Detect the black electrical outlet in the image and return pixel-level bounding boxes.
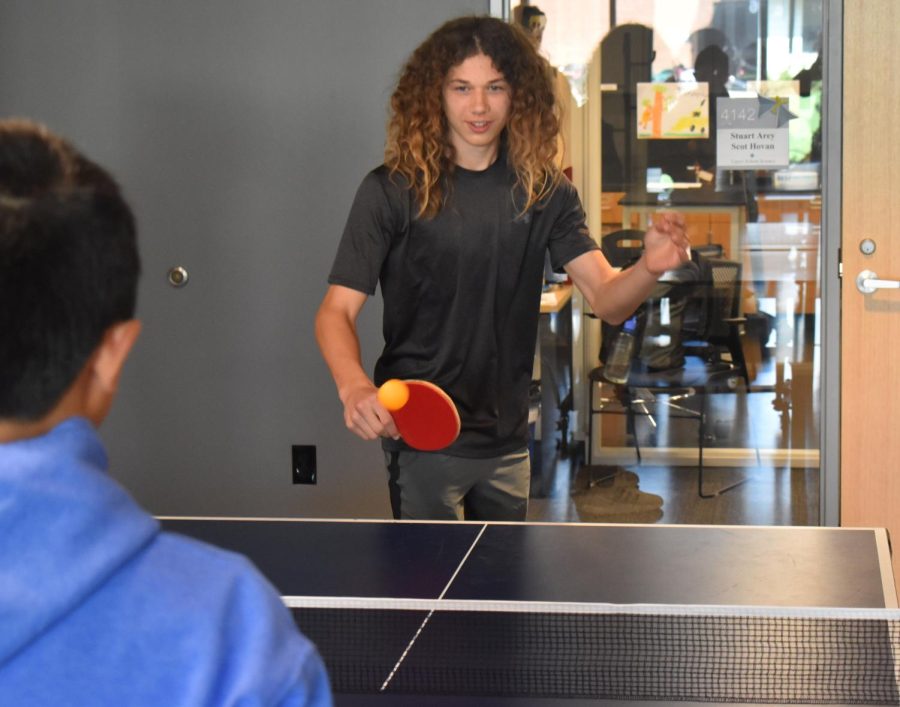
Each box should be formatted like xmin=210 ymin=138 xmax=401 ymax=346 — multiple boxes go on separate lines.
xmin=292 ymin=445 xmax=317 ymax=484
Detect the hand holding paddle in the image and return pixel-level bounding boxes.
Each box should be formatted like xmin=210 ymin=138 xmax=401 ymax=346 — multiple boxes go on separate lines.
xmin=377 ymin=379 xmax=461 ymax=451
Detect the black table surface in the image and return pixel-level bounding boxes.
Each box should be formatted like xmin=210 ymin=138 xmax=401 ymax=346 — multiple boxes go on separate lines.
xmin=159 ymin=518 xmax=896 ymax=609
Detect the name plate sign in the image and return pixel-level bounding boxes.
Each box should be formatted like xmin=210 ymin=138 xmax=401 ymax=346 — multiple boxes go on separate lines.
xmin=717 ymin=97 xmax=794 ymax=169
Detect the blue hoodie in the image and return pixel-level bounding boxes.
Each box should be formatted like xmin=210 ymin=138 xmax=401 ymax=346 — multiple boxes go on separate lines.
xmin=0 ymin=417 xmax=332 ymax=706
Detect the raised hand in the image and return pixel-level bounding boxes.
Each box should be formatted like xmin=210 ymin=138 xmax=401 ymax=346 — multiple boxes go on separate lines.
xmin=642 ymin=211 xmax=691 ymax=276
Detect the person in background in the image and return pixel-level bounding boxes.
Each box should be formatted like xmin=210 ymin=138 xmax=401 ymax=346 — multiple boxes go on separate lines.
xmin=315 ymin=16 xmax=689 ymax=522
xmin=0 ymin=119 xmax=332 ymax=706
xmin=514 ymin=4 xmax=572 ymax=177
xmin=515 ymin=4 xmax=547 ymax=47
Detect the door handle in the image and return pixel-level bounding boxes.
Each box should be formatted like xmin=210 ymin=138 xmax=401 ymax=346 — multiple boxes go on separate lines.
xmin=857 ymin=270 xmax=900 ymax=294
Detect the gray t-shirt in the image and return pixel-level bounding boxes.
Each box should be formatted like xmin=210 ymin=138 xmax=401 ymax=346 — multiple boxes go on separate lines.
xmin=328 ymin=156 xmax=598 ymax=457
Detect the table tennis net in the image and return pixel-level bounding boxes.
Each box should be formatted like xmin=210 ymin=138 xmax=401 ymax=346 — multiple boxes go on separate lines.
xmin=288 ymin=598 xmax=900 ymax=703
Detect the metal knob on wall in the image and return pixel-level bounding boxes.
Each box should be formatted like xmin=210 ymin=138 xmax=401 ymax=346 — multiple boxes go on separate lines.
xmin=167 ymin=266 xmax=189 ymax=288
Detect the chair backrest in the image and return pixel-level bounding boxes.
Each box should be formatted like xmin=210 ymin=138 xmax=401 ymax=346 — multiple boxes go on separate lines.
xmin=704 ymin=257 xmax=742 ymax=341
xmin=684 ymin=255 xmax=733 ymax=339
xmin=682 ymin=255 xmax=750 ymax=385
xmin=601 ymin=229 xmax=646 ymax=269
xmin=691 ymin=243 xmax=724 ymax=262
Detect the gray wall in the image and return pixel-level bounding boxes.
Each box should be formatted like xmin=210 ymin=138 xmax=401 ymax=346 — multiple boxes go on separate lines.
xmin=1 ymin=1 xmax=487 ymax=517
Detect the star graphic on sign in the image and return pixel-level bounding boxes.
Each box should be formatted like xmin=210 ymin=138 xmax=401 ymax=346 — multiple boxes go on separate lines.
xmin=757 ymin=94 xmax=797 ymax=128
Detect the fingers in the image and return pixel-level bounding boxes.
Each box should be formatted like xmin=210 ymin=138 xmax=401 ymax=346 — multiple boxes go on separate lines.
xmin=672 ymin=227 xmax=691 ymax=251
xmin=651 ymin=210 xmax=686 ymax=232
xmin=644 ymin=211 xmax=691 ymax=274
xmin=651 ymin=212 xmax=690 ymax=251
xmin=344 ymin=388 xmax=400 ymax=441
xmin=381 ymin=416 xmax=400 ymax=439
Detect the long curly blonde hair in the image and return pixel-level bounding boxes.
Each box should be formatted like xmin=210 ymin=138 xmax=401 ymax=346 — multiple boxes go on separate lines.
xmin=385 ymin=16 xmax=562 ymax=219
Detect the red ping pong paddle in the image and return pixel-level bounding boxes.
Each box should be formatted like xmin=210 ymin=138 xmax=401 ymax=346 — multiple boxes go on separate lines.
xmin=377 ymin=379 xmax=461 ymax=451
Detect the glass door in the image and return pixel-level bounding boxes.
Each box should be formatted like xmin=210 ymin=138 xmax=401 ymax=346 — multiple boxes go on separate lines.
xmin=512 ymin=0 xmax=826 ymax=525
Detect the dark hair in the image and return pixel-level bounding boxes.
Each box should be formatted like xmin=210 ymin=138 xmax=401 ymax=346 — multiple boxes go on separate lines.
xmin=694 ymin=44 xmax=729 ymax=93
xmin=519 ymin=6 xmax=546 ymax=26
xmin=0 ymin=119 xmax=140 ymax=420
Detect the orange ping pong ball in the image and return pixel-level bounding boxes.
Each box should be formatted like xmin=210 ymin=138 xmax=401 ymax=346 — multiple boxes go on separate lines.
xmin=378 ymin=379 xmax=410 ymax=411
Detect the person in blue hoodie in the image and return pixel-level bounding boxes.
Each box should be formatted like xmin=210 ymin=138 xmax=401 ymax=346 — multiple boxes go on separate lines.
xmin=0 ymin=119 xmax=332 ymax=706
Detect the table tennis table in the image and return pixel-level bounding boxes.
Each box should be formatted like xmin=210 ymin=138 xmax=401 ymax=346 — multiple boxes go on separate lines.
xmin=160 ymin=518 xmax=899 ymax=706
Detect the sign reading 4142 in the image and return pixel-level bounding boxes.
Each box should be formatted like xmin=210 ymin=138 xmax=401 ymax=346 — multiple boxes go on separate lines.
xmin=717 ymin=97 xmax=795 ymax=169
xmin=720 ymin=105 xmax=758 ymax=123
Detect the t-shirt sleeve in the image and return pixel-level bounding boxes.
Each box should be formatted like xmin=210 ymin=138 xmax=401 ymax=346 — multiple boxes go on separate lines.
xmin=327 ymin=170 xmax=400 ymax=295
xmin=546 ymin=180 xmax=600 ymax=272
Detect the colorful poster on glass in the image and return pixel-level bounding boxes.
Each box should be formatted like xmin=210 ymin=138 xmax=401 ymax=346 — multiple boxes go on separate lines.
xmin=636 ymin=82 xmax=710 ymax=139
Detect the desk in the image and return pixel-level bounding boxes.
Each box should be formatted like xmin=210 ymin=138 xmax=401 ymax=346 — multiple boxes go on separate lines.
xmin=161 ymin=517 xmax=899 ymax=705
xmin=540 ymin=283 xmax=573 ymax=314
xmin=620 ymin=190 xmax=747 ymax=259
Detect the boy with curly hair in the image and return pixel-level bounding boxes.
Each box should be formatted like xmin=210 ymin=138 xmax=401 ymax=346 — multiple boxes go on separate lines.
xmin=316 ymin=16 xmax=689 ymax=521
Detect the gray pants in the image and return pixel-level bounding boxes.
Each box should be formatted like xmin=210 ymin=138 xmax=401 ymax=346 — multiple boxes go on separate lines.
xmin=385 ymin=449 xmax=530 ymax=521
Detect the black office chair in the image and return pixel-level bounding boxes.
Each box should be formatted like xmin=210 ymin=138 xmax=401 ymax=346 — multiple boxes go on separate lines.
xmin=682 ymin=254 xmax=751 ymax=390
xmin=586 ymin=254 xmax=750 ymax=498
